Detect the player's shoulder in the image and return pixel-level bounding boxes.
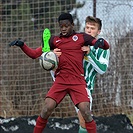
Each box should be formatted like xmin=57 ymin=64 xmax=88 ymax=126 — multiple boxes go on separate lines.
xmin=77 ymin=32 xmax=88 ymax=36
xmin=98 ymin=48 xmax=110 ymax=53
xmin=91 ymin=46 xmax=105 ymax=54
xmin=51 ymin=35 xmax=61 ymax=41
xmin=96 ymin=48 xmax=110 ymax=58
xmin=75 ymin=32 xmax=90 ymax=39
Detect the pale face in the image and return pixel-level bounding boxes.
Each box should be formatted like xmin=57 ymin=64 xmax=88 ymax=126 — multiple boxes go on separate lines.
xmin=85 ymin=22 xmax=101 ymax=38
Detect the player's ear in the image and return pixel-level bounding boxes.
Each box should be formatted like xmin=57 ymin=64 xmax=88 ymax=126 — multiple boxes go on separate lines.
xmin=97 ymin=30 xmax=101 ymax=35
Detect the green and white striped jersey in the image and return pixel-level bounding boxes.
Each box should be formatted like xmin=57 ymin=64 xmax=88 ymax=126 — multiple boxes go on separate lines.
xmin=83 ymin=46 xmax=110 ymax=94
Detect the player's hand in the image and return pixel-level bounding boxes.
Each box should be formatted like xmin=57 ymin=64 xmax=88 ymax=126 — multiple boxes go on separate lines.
xmin=94 ymin=38 xmax=104 ymax=49
xmin=81 ymin=46 xmax=90 ymax=54
xmin=9 ymin=39 xmax=24 ymax=47
xmin=53 ymin=48 xmax=62 ymax=57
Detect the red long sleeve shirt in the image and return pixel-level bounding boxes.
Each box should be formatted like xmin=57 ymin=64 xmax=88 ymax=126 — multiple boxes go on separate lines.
xmin=20 ymin=32 xmax=109 ymax=83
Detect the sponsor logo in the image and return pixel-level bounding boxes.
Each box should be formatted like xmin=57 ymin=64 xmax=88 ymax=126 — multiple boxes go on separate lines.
xmin=56 ymin=40 xmax=61 ymax=43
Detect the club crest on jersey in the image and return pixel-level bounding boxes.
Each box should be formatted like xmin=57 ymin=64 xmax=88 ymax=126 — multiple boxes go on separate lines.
xmin=72 ymin=35 xmax=78 ymax=41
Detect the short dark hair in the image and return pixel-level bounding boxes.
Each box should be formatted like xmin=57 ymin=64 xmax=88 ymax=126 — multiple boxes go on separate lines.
xmin=58 ymin=13 xmax=73 ymax=24
xmin=85 ymin=16 xmax=102 ymax=30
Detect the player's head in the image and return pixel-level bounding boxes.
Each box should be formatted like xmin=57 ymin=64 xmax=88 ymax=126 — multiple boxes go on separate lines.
xmin=58 ymin=13 xmax=74 ymax=36
xmin=85 ymin=16 xmax=102 ymax=38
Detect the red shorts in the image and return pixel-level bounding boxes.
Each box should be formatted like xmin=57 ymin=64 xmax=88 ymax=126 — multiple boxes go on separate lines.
xmin=46 ymin=82 xmax=90 ymax=106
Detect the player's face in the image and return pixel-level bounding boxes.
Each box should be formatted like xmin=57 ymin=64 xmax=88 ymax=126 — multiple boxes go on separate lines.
xmin=85 ymin=22 xmax=101 ymax=38
xmin=59 ymin=20 xmax=74 ymax=36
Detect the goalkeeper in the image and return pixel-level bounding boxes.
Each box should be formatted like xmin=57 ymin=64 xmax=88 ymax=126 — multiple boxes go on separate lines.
xmin=53 ymin=16 xmax=110 ymax=133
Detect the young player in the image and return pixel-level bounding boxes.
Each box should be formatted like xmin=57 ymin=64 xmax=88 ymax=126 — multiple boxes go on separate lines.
xmin=9 ymin=13 xmax=110 ymax=133
xmin=53 ymin=16 xmax=110 ymax=133
xmin=78 ymin=16 xmax=110 ymax=133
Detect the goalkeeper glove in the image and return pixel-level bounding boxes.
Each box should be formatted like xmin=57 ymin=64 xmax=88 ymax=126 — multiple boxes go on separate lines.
xmin=9 ymin=39 xmax=24 ymax=47
xmin=94 ymin=38 xmax=104 ymax=49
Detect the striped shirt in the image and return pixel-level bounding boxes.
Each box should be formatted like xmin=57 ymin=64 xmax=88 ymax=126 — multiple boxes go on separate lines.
xmin=84 ymin=46 xmax=110 ymax=94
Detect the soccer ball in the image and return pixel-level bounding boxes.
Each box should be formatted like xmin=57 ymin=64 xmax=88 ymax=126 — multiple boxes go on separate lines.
xmin=39 ymin=51 xmax=58 ymax=71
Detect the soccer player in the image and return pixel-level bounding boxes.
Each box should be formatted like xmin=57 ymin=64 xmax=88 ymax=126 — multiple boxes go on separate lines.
xmin=52 ymin=16 xmax=110 ymax=133
xmin=77 ymin=16 xmax=110 ymax=133
xmin=9 ymin=13 xmax=110 ymax=133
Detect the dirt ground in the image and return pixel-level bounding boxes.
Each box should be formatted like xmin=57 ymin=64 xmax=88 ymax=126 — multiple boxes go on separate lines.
xmin=0 ymin=114 xmax=133 ymax=133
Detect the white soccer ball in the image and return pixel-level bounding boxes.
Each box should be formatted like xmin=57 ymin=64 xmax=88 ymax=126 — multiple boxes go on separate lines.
xmin=39 ymin=51 xmax=58 ymax=71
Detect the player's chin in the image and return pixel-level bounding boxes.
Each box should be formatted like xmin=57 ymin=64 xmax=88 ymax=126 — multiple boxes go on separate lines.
xmin=62 ymin=32 xmax=68 ymax=36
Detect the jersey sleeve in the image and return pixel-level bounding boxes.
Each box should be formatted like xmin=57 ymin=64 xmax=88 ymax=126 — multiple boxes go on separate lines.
xmin=83 ymin=33 xmax=110 ymax=50
xmin=83 ymin=33 xmax=96 ymax=46
xmin=21 ymin=44 xmax=42 ymax=59
xmin=84 ymin=48 xmax=110 ymax=74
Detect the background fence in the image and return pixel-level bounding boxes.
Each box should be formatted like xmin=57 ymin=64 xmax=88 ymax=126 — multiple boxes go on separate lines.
xmin=0 ymin=0 xmax=133 ymax=123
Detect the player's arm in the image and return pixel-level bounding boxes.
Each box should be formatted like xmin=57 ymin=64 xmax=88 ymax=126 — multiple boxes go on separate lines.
xmin=21 ymin=44 xmax=42 ymax=59
xmin=85 ymin=48 xmax=110 ymax=74
xmin=83 ymin=33 xmax=110 ymax=50
xmin=9 ymin=39 xmax=42 ymax=59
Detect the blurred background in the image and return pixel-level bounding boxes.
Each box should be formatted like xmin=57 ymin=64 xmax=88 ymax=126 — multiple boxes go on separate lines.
xmin=0 ymin=0 xmax=133 ymax=125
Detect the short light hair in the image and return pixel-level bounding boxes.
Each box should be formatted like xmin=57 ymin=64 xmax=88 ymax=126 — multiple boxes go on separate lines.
xmin=85 ymin=16 xmax=102 ymax=30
